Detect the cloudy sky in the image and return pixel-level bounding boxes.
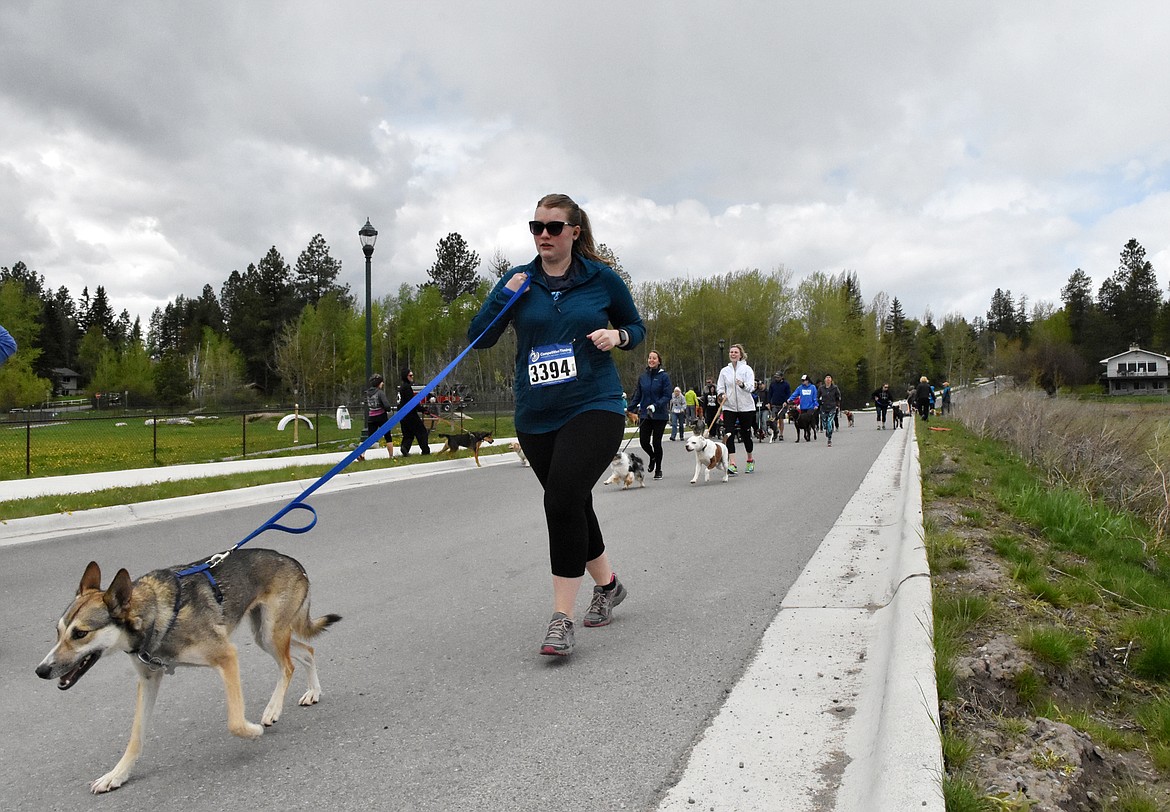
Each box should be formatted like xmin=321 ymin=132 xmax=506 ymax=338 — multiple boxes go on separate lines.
xmin=2 ymin=1 xmax=1169 ymax=330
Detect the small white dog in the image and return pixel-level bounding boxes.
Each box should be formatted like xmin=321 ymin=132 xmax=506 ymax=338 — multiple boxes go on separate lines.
xmin=685 ymin=431 xmax=729 ymax=484
xmin=602 ymin=451 xmax=646 ymax=489
xmin=510 ymin=441 xmax=529 ymax=467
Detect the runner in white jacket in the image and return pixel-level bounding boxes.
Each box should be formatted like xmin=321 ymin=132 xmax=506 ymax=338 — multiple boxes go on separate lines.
xmin=716 ymin=343 xmax=757 ymax=474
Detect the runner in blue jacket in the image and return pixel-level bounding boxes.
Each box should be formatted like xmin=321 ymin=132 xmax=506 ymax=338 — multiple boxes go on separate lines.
xmin=0 ymin=324 xmax=15 ymax=366
xmin=790 ymin=374 xmax=819 ymax=411
xmin=627 ymin=350 xmax=672 ymax=479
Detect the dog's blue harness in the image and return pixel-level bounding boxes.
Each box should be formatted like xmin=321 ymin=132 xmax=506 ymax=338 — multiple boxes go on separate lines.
xmin=173 ymin=276 xmax=532 ymax=596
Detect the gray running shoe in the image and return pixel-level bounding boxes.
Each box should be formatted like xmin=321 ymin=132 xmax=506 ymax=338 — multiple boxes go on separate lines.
xmin=583 ymin=577 xmax=627 ymax=627
xmin=540 ymin=612 xmax=575 ymax=656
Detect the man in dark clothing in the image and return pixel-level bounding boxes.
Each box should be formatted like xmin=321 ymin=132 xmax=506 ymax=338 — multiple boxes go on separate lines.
xmin=818 ymin=374 xmax=843 ymax=447
xmin=914 ymin=377 xmax=933 ymax=421
xmin=765 ymin=372 xmax=791 ymax=441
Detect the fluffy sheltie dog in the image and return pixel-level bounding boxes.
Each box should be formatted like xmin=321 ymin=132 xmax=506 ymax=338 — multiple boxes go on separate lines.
xmin=602 ymin=451 xmax=646 ymax=489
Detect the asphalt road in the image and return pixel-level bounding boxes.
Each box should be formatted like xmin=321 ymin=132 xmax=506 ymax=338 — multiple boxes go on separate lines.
xmin=4 ymin=423 xmax=896 ymax=812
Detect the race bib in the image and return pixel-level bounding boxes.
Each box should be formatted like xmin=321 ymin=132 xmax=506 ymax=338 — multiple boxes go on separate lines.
xmin=527 ymin=343 xmax=578 ymax=387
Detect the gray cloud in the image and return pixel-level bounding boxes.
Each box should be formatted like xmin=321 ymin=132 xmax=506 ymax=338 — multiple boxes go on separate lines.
xmin=1 ymin=0 xmax=1168 ymax=328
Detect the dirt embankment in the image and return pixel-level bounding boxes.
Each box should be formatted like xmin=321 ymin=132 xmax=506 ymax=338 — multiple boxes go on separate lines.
xmin=929 ymin=392 xmax=1170 ymax=810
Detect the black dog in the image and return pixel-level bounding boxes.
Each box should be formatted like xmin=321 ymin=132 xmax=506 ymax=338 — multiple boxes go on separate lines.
xmin=793 ymin=408 xmax=818 ymax=443
xmin=767 ymin=403 xmax=789 ymax=442
xmin=437 ymin=431 xmax=494 ymax=466
xmin=892 ymin=405 xmax=905 ymax=429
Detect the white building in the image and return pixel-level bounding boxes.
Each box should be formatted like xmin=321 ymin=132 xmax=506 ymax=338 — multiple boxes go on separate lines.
xmin=1099 ymin=345 xmax=1170 ymax=396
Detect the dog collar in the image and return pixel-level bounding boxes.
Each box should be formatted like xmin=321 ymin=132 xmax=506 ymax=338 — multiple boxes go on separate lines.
xmin=129 ymin=572 xmax=184 ymax=674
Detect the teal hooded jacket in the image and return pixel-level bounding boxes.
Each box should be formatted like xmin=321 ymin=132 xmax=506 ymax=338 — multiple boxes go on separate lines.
xmin=469 ymin=256 xmax=645 ymax=433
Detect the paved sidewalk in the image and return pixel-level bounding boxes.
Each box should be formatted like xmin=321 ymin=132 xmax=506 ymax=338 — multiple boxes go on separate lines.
xmin=1 ymin=441 xmax=521 ymax=545
xmin=4 ymin=448 xmax=394 ymax=502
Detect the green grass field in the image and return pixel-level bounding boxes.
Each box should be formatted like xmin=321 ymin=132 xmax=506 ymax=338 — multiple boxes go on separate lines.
xmin=0 ymin=407 xmax=514 ymax=479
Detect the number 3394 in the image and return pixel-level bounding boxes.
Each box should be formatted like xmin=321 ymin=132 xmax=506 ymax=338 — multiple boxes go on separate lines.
xmin=528 ymin=357 xmax=576 ymax=385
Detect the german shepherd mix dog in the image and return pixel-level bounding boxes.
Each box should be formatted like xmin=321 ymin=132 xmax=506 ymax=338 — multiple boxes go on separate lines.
xmin=602 ymin=450 xmax=646 ymax=489
xmin=685 ymin=431 xmax=730 ymax=484
xmin=437 ymin=430 xmax=494 ymax=466
xmin=892 ymin=404 xmax=905 ymax=429
xmin=35 ymin=549 xmax=340 ymax=794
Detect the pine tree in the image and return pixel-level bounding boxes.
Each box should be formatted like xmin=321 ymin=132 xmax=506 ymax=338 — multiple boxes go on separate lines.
xmin=841 ymin=271 xmax=865 ymax=321
xmin=1098 ymin=238 xmax=1161 ymax=347
xmin=154 ymin=351 xmax=192 ymax=408
xmin=220 ymin=247 xmax=297 ymax=392
xmin=1060 ymin=269 xmax=1094 ymax=346
xmin=424 ymin=232 xmax=481 ymax=303
xmin=987 ymin=289 xmax=1017 ymax=337
xmin=87 ymin=286 xmax=117 ymax=342
xmin=889 ymin=298 xmax=907 ymax=337
xmin=294 ymin=234 xmax=349 ymax=306
xmin=39 ymin=286 xmax=79 ymax=373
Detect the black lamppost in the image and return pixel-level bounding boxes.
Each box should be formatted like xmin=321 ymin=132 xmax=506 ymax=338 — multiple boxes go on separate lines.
xmin=718 ymin=338 xmax=725 ymax=360
xmin=358 ymin=218 xmax=378 ymax=438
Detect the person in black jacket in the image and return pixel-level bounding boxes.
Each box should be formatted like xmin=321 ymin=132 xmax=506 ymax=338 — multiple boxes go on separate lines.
xmin=627 ymin=350 xmax=672 ymax=479
xmin=700 ymin=379 xmax=720 ymax=434
xmin=914 ymin=376 xmax=933 ymax=421
xmin=397 ymin=369 xmax=431 ymax=455
xmin=818 ymin=374 xmax=843 ymax=447
xmin=766 ymin=371 xmax=791 ymax=441
xmin=871 ymin=382 xmax=893 ymax=430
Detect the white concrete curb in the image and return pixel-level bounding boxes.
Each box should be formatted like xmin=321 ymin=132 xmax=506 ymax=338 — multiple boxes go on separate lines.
xmin=657 ymin=421 xmax=942 ymax=811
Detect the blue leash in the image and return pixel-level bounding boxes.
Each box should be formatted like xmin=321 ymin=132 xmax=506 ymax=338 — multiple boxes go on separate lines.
xmin=177 ymin=275 xmax=531 ymax=585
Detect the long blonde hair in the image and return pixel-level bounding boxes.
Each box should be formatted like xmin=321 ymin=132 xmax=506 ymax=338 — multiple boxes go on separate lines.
xmin=537 ymin=193 xmax=602 ymax=262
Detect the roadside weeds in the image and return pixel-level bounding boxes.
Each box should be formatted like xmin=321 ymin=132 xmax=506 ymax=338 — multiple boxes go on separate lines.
xmin=925 ymin=394 xmax=1170 ymax=811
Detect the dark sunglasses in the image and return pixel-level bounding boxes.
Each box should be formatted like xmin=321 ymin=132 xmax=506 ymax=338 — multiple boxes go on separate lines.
xmin=529 ymin=220 xmax=575 ymax=237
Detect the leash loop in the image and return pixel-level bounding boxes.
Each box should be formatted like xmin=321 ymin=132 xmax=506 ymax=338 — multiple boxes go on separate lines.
xmin=247 ymin=501 xmax=318 ymax=539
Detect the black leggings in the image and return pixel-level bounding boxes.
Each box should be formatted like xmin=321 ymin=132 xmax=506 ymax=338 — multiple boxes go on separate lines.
xmin=518 ymin=410 xmax=625 ymax=578
xmin=367 ymin=412 xmax=389 ymax=443
xmin=722 ymin=410 xmax=755 ymax=455
xmin=639 ymin=419 xmax=666 ymax=470
xmin=400 ymin=412 xmax=430 ymax=454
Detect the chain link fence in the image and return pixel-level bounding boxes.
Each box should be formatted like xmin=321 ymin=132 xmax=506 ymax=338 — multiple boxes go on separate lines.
xmin=1 ymin=400 xmax=514 ymax=480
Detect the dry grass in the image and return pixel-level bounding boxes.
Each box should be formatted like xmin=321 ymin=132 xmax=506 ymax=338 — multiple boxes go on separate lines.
xmin=957 ymin=392 xmax=1170 ymax=554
